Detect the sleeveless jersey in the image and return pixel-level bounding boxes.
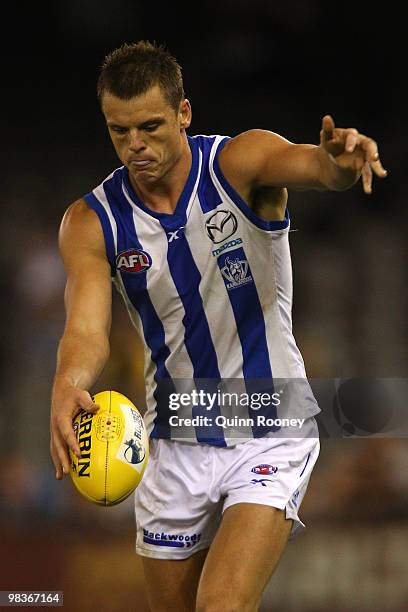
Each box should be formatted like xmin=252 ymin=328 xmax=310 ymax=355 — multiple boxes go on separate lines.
xmin=84 ymin=135 xmax=320 ymax=447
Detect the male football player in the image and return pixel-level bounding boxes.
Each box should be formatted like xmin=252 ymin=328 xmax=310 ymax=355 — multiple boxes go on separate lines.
xmin=50 ymin=41 xmax=387 ymax=611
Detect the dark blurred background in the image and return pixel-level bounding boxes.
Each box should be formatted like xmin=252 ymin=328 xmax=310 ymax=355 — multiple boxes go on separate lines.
xmin=1 ymin=2 xmax=407 ymax=611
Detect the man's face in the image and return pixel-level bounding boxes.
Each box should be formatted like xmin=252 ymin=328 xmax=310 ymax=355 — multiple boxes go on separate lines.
xmin=101 ymin=85 xmax=191 ymax=186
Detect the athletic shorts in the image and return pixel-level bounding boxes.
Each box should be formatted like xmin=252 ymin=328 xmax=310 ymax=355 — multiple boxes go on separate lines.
xmin=135 ymin=417 xmax=319 ymax=560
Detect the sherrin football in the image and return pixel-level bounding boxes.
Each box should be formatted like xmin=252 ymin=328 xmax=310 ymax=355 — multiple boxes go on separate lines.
xmin=69 ymin=390 xmax=148 ymax=506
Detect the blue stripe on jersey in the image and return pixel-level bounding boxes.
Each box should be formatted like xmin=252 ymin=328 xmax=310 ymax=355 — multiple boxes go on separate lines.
xmin=213 ymin=138 xmax=290 ymax=231
xmin=159 ymin=217 xmax=227 ymax=447
xmin=84 ymin=191 xmax=116 ymax=276
xmin=216 ymin=246 xmax=279 ymax=437
xmin=102 ymin=174 xmax=175 ymax=439
xmin=193 ymin=136 xmax=223 ymax=213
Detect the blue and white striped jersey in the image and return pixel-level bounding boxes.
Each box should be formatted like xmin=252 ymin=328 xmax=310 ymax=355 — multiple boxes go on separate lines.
xmin=84 ymin=134 xmax=320 ymax=446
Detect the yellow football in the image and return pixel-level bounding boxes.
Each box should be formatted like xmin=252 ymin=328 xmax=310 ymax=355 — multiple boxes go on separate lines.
xmin=69 ymin=390 xmax=148 ymax=506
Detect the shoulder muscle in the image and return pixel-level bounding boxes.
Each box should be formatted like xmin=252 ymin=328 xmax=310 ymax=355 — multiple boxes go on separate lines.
xmin=219 ymin=130 xmax=292 ymax=187
xmin=59 ymin=198 xmax=107 ymax=268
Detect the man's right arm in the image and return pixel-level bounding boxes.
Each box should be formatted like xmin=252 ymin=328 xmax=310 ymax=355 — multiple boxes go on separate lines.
xmin=50 ymin=199 xmax=112 ymax=480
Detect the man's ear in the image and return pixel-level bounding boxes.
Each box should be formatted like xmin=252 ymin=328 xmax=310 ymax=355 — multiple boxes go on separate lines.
xmin=179 ymin=98 xmax=192 ymax=130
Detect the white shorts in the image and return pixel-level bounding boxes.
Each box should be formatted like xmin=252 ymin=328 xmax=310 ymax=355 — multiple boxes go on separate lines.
xmin=135 ymin=417 xmax=320 ymax=559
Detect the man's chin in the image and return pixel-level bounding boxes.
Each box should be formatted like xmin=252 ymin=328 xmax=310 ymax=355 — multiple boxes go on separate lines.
xmin=129 ymin=168 xmax=157 ymax=183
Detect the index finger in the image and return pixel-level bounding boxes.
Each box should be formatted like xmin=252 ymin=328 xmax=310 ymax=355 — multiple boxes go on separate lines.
xmin=321 ymin=114 xmax=335 ymax=140
xmin=63 ymin=400 xmax=100 ymax=455
xmin=59 ymin=417 xmax=81 ymax=458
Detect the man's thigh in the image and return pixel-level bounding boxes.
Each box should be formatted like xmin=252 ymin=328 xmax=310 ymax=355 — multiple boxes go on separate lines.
xmin=141 ymin=548 xmax=208 ymax=612
xmin=196 ymin=503 xmax=292 ymax=612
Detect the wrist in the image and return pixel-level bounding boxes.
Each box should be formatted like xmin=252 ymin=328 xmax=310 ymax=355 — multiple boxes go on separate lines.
xmin=53 ymin=372 xmax=82 ymax=390
xmin=319 ymin=146 xmax=360 ymax=191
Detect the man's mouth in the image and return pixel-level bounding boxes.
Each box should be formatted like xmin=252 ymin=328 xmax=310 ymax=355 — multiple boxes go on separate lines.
xmin=130 ymin=160 xmax=152 ymax=168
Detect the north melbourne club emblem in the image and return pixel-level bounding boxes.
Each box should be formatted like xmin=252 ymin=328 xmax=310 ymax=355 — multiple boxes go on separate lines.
xmin=221 ymin=256 xmax=253 ymax=289
xmin=205 ymin=210 xmax=238 ymax=243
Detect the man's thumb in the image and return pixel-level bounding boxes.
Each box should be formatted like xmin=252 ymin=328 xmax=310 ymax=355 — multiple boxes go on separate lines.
xmin=77 ymin=389 xmax=100 ymax=413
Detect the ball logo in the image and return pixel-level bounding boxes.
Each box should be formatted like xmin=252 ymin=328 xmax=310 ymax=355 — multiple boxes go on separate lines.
xmin=251 ymin=464 xmax=278 ymax=475
xmin=206 ymin=210 xmax=238 ymax=243
xmin=116 ymin=249 xmax=152 ymax=273
xmin=124 ymin=438 xmax=146 ymax=465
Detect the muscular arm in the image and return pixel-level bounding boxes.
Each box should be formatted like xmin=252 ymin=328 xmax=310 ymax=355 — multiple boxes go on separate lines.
xmin=56 ymin=200 xmax=112 ymax=387
xmin=219 ymin=115 xmax=387 ymax=219
xmin=50 ymin=199 xmax=112 ymax=479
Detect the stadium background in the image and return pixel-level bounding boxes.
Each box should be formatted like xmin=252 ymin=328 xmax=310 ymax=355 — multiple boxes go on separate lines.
xmin=1 ymin=1 xmax=407 ymax=610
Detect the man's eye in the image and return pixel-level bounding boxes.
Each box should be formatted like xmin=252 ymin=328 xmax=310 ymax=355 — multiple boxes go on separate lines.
xmin=144 ymin=125 xmax=158 ymax=133
xmin=112 ymin=127 xmax=127 ymax=134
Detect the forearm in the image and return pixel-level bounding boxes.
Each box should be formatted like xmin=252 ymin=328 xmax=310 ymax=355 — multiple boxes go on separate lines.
xmin=316 ymin=145 xmax=361 ymax=191
xmin=54 ymin=331 xmax=110 ymax=391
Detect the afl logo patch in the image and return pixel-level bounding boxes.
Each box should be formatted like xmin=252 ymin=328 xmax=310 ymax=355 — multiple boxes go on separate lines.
xmin=251 ymin=464 xmax=278 ymax=475
xmin=116 ymin=249 xmax=152 ymax=273
xmin=206 ymin=210 xmax=238 ymax=243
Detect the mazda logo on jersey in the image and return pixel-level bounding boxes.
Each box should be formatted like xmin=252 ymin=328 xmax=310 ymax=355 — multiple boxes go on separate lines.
xmin=205 ymin=210 xmax=238 ymax=243
xmin=116 ymin=248 xmax=152 ymax=273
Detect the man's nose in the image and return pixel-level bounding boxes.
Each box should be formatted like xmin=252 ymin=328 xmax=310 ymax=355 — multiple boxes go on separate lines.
xmin=129 ymin=129 xmax=146 ymax=151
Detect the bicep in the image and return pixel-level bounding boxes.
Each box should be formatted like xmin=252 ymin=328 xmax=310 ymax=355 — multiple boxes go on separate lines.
xmin=220 ymin=130 xmax=325 ymax=192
